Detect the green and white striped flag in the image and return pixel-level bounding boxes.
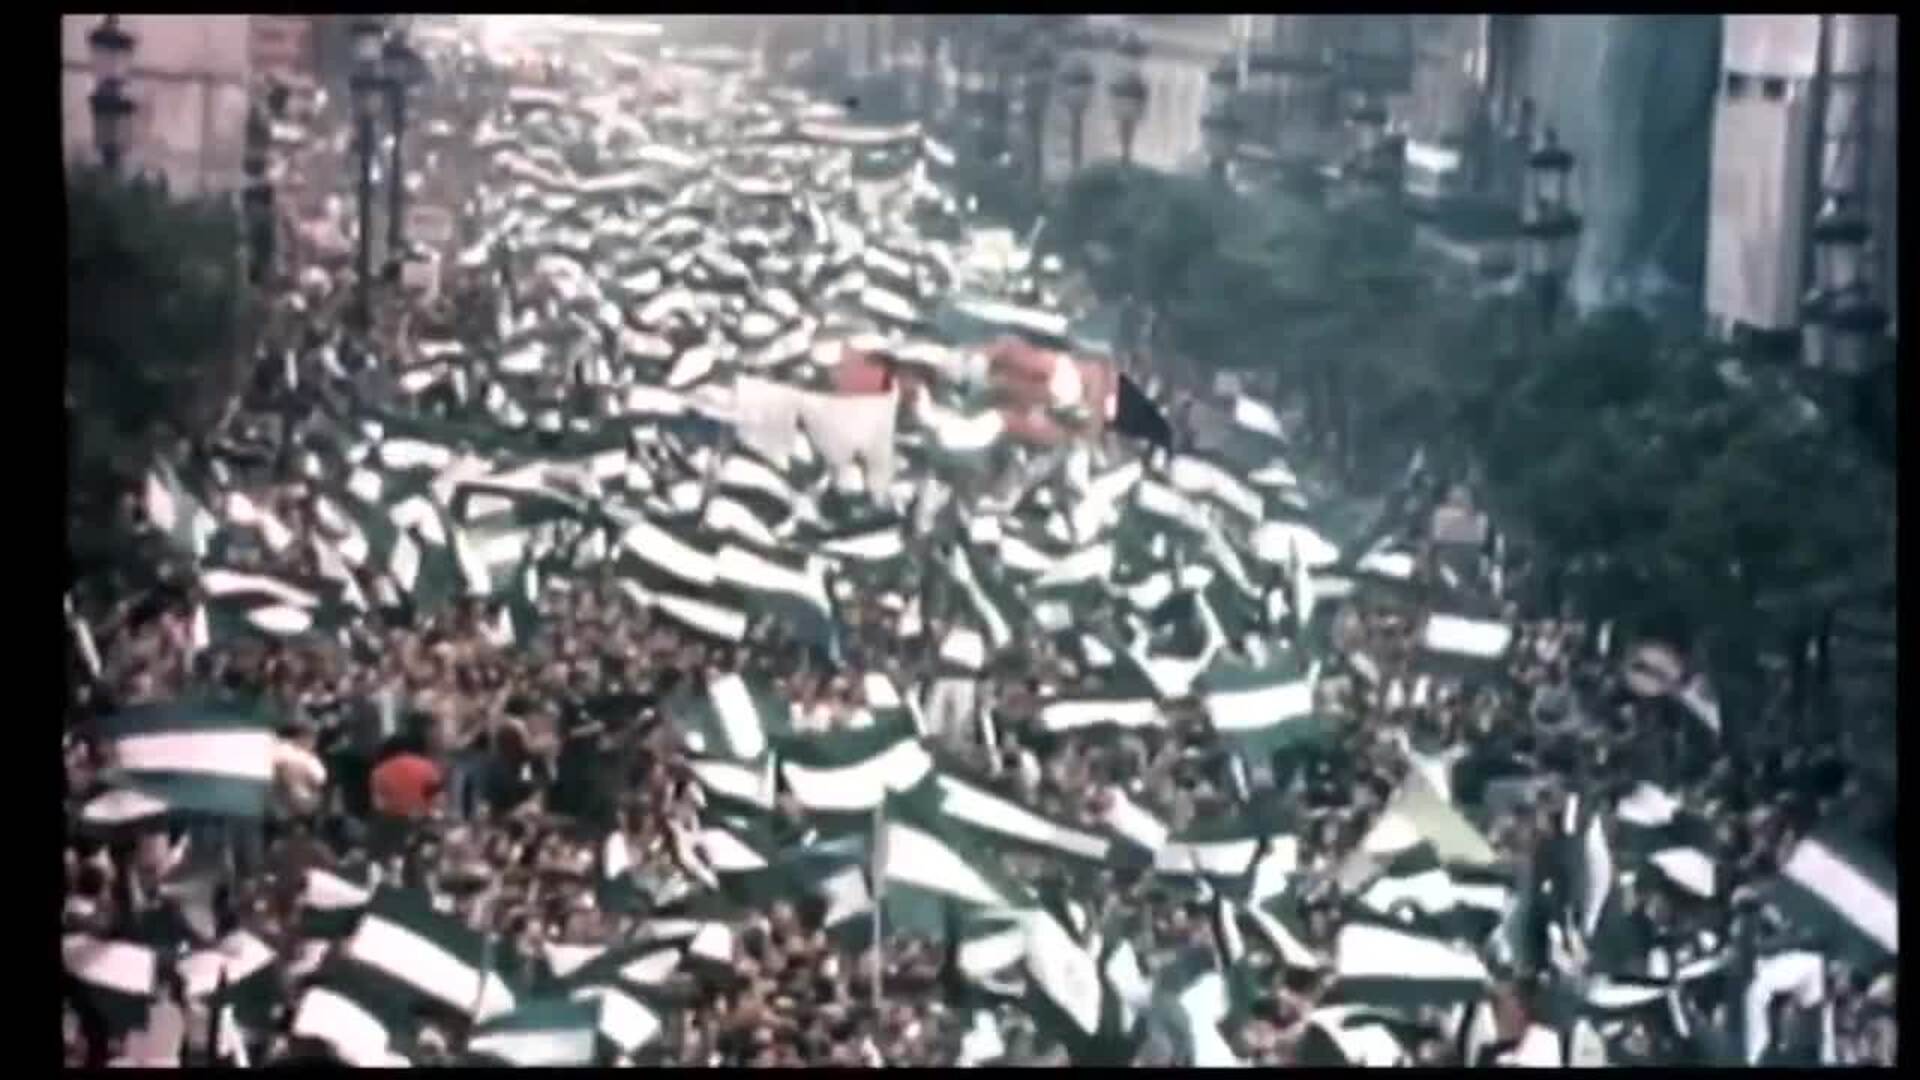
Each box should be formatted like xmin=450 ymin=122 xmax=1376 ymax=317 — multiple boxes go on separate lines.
xmin=338 ymin=887 xmax=517 ymax=1023
xmin=715 ymin=540 xmax=836 ymax=648
xmin=143 ymin=463 xmax=219 ymax=560
xmin=1417 ymin=612 xmax=1516 ymax=671
xmin=96 ymin=699 xmax=276 ymax=818
xmin=1354 ymin=842 xmax=1511 ymax=947
xmin=299 ymin=866 xmax=373 ymax=940
xmin=1196 ymin=653 xmax=1324 ymax=754
xmin=1769 ymin=830 xmax=1897 ymax=965
xmin=1298 ymin=1005 xmax=1412 ymax=1066
xmin=668 ymin=672 xmax=793 ymax=761
xmin=63 ymin=934 xmax=158 ymax=1034
xmin=177 ymin=930 xmax=280 ymax=1032
xmin=194 ymin=567 xmax=343 ymax=645
xmin=946 ymin=539 xmax=1017 ymax=651
xmin=929 ymin=768 xmax=1119 ymax=867
xmin=877 ymin=782 xmax=1032 ymax=932
xmin=288 ymin=962 xmax=415 ymax=1067
xmin=468 ymin=998 xmax=602 ymax=1067
xmin=1154 ymin=808 xmax=1296 ymax=885
xmin=775 ymin=712 xmax=932 ymax=815
xmin=1330 ymin=917 xmax=1492 ymax=1009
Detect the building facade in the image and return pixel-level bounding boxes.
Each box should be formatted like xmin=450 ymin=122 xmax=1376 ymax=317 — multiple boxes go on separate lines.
xmin=62 ymin=15 xmax=255 ymax=196
xmin=1704 ymin=14 xmax=1898 ymax=338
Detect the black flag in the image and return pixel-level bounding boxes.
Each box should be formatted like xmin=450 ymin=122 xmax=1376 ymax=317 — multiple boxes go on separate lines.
xmin=1109 ymin=373 xmax=1173 ymax=455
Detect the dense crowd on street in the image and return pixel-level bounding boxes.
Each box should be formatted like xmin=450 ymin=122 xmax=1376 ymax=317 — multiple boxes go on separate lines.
xmin=64 ymin=20 xmax=1895 ymax=1069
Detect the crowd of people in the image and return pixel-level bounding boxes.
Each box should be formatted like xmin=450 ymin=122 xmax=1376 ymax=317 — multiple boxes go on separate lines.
xmin=64 ymin=21 xmax=1895 ymax=1069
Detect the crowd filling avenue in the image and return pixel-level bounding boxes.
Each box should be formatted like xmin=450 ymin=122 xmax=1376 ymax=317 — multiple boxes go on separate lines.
xmin=64 ymin=14 xmax=1897 ymax=1069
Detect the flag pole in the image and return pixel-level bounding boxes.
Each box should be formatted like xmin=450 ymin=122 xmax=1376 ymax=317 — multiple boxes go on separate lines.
xmin=870 ymin=797 xmax=886 ymax=1014
xmin=469 ymin=886 xmax=498 ymax=1028
xmin=207 ymin=968 xmax=230 ymax=1067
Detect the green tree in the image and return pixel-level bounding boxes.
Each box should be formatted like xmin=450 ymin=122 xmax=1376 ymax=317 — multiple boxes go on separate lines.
xmin=67 ymin=169 xmax=256 ymax=585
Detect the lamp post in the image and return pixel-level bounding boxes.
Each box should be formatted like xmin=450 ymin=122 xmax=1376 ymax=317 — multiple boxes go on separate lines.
xmin=1248 ymin=48 xmax=1282 ymax=150
xmin=1200 ymin=102 xmax=1239 ymax=184
xmin=1520 ymin=127 xmax=1580 ymax=330
xmin=87 ymin=15 xmax=138 ymax=174
xmin=383 ymin=26 xmax=428 ymax=274
xmin=1024 ymin=43 xmax=1057 ymax=189
xmin=1110 ymin=32 xmax=1148 ymax=167
xmin=1058 ymin=55 xmax=1094 ymax=176
xmin=1202 ymin=55 xmax=1240 ymax=182
xmin=1801 ymin=194 xmax=1887 ymax=375
xmin=349 ymin=15 xmax=387 ymax=338
xmin=242 ymin=90 xmax=275 ymax=286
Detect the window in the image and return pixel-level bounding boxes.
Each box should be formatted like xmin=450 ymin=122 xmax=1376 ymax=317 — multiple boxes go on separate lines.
xmin=1725 ymin=72 xmax=1749 ymax=98
xmin=1760 ymin=76 xmax=1789 ymax=102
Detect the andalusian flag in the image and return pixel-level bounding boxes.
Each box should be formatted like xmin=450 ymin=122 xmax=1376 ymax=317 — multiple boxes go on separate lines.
xmin=775 ymin=711 xmax=932 ymax=815
xmin=667 ymin=672 xmax=793 ymax=761
xmin=95 ymin=699 xmax=276 ymax=818
xmin=1330 ymin=916 xmax=1492 ymax=1009
xmin=337 ymin=887 xmax=517 ymax=1023
xmin=1196 ymin=653 xmax=1324 ymax=753
xmin=468 ymin=999 xmax=602 ymax=1067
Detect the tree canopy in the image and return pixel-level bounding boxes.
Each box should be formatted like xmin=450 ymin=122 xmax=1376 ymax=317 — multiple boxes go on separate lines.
xmin=1044 ymin=162 xmax=1895 ymax=721
xmin=68 ymin=169 xmax=255 ymax=583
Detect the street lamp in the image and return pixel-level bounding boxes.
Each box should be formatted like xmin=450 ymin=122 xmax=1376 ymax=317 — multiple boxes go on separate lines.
xmin=349 ymin=15 xmax=387 ymax=338
xmin=1801 ymin=194 xmax=1887 ymax=374
xmin=384 ymin=27 xmax=429 ymax=271
xmin=1206 ymin=54 xmax=1239 ymax=111
xmin=1108 ymin=32 xmax=1149 ymax=167
xmin=242 ymin=90 xmax=276 ymax=287
xmin=1200 ymin=101 xmax=1239 ymax=183
xmin=1247 ymin=49 xmax=1283 ymax=149
xmin=87 ymin=15 xmax=138 ymax=174
xmin=1024 ymin=44 xmax=1057 ymax=188
xmin=1520 ymin=127 xmax=1581 ymax=328
xmin=1058 ymin=55 xmax=1095 ymax=175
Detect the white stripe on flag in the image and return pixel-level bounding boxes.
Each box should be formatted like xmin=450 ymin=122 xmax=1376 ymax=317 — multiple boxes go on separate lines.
xmin=1336 ymin=921 xmax=1490 ymax=984
xmin=708 ymin=675 xmax=769 ymax=761
xmin=114 ymin=731 xmax=276 ymax=783
xmin=291 ymin=987 xmax=400 ymax=1068
xmin=1422 ymin=615 xmax=1513 ymax=659
xmin=881 ymin=822 xmax=1012 ymax=909
xmin=63 ymin=935 xmax=157 ymax=996
xmin=1157 ymin=838 xmax=1260 ymax=878
xmin=934 ymin=776 xmax=1111 ymax=862
xmin=199 ymin=569 xmax=321 ymax=609
xmin=470 ymin=1028 xmax=597 ymax=1067
xmin=1780 ymin=838 xmax=1897 ymax=954
xmin=344 ymin=913 xmax=515 ymax=1021
xmin=784 ymin=741 xmax=933 ymax=813
xmin=1024 ymin=911 xmax=1103 ymax=1037
xmin=571 ymin=985 xmax=661 ymax=1053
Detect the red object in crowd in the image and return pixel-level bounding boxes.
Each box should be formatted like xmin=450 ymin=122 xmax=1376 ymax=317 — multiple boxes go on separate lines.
xmin=982 ymin=337 xmax=1118 ymax=444
xmin=370 ymin=754 xmax=443 ymax=820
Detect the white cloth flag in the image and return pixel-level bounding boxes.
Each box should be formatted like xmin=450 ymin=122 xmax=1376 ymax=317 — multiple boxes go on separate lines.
xmin=797 ymin=389 xmax=898 ymax=495
xmin=732 ymin=376 xmax=804 ymax=465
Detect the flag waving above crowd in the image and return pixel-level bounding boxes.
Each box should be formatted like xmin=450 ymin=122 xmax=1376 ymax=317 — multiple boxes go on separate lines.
xmin=60 ymin=13 xmax=1894 ymax=1072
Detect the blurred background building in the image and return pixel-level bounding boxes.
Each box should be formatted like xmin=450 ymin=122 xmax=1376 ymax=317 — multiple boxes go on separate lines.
xmin=61 ymin=14 xmax=257 ymax=195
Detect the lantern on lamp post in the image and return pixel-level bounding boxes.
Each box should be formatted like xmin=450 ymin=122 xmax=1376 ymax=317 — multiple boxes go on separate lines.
xmin=1110 ymin=32 xmax=1149 ymax=167
xmin=1801 ymin=194 xmax=1886 ymax=374
xmin=1023 ymin=43 xmax=1056 ymax=188
xmin=1058 ymin=54 xmax=1095 ymax=175
xmin=1200 ymin=101 xmax=1240 ymax=184
xmin=1520 ymin=127 xmax=1581 ymax=329
xmin=383 ymin=26 xmax=429 ymax=272
xmin=348 ymin=15 xmax=388 ymax=338
xmin=87 ymin=15 xmax=138 ymax=174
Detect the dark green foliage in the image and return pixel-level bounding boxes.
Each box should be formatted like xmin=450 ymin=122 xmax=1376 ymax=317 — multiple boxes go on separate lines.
xmin=67 ymin=168 xmax=255 ymax=583
xmin=1045 ymin=164 xmax=1894 ymax=740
